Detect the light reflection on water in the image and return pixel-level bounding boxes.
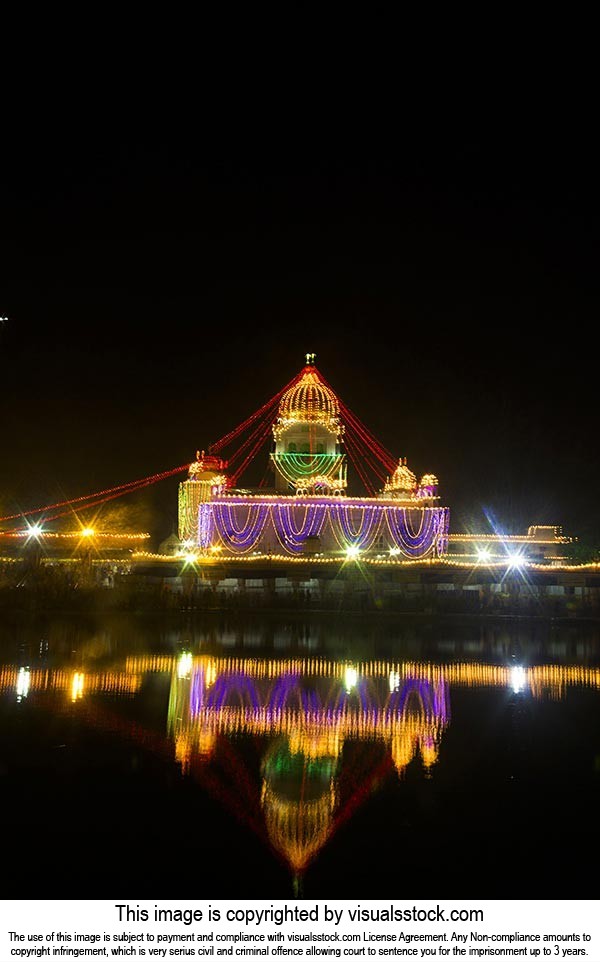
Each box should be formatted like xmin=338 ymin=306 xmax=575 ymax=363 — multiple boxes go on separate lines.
xmin=1 ymin=614 xmax=599 ymax=895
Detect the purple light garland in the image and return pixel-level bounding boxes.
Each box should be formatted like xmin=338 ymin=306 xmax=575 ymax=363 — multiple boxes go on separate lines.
xmin=386 ymin=507 xmax=437 ymax=557
xmin=214 ymin=502 xmax=270 ymax=552
xmin=198 ymin=503 xmax=214 ymax=549
xmin=273 ymin=503 xmax=326 ymax=552
xmin=331 ymin=503 xmax=383 ymax=550
xmin=205 ymin=499 xmax=449 ymax=558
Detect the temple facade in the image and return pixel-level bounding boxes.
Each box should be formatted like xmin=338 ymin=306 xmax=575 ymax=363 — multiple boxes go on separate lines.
xmin=178 ymin=358 xmax=449 ymax=560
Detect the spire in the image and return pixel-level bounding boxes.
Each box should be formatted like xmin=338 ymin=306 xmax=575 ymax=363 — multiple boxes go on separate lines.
xmin=305 ymin=352 xmax=316 ymax=366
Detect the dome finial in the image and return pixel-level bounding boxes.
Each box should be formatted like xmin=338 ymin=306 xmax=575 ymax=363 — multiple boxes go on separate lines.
xmin=305 ymin=352 xmax=316 ymax=366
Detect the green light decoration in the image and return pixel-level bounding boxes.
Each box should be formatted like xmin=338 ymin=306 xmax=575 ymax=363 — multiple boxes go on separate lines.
xmin=178 ymin=485 xmax=192 ymax=540
xmin=271 ymin=452 xmax=344 ymax=485
xmin=264 ymin=746 xmax=336 ymax=782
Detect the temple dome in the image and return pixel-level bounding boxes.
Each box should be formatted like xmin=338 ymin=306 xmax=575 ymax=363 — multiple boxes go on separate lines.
xmin=386 ymin=458 xmax=417 ymax=492
xmin=277 ymin=367 xmax=340 ymax=429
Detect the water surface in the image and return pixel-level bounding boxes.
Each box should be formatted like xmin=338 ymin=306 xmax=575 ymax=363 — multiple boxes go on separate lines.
xmin=1 ymin=612 xmax=598 ymax=896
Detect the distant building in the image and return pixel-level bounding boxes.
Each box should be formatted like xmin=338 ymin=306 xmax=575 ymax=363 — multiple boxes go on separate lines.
xmin=158 ymin=531 xmax=184 ymax=556
xmin=447 ymin=525 xmax=572 ymax=564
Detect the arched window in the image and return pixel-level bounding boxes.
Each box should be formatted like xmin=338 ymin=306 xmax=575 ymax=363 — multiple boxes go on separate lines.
xmin=316 ymin=442 xmax=325 ymax=454
xmin=287 ymin=442 xmax=297 ymax=453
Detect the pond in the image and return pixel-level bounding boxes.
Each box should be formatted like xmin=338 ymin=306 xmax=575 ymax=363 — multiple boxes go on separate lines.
xmin=1 ymin=611 xmax=598 ymax=897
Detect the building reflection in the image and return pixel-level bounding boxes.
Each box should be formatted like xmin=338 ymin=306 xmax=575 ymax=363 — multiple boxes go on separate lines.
xmin=2 ymin=652 xmax=600 ymax=878
xmin=167 ymin=656 xmax=449 ymax=873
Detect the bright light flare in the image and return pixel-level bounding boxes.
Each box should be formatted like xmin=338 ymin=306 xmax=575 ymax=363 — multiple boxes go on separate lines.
xmin=16 ymin=667 xmax=30 ymax=700
xmin=80 ymin=527 xmax=95 ymax=538
xmin=476 ymin=547 xmax=491 ymax=562
xmin=510 ymin=665 xmax=527 ymax=693
xmin=177 ymin=652 xmax=193 ymax=679
xmin=506 ymin=552 xmax=526 ymax=568
xmin=344 ymin=666 xmax=358 ymax=691
xmin=345 ymin=545 xmax=360 ymax=560
xmin=71 ymin=672 xmax=85 ymax=701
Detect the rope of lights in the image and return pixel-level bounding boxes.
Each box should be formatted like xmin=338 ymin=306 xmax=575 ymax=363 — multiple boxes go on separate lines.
xmin=339 ymin=403 xmax=397 ymax=476
xmin=316 ymin=368 xmax=397 ymax=472
xmin=209 ymin=373 xmax=301 ymax=454
xmin=229 ymin=417 xmax=276 ymax=485
xmin=0 ymin=463 xmax=190 ymax=525
xmin=226 ymin=407 xmax=276 ymax=474
xmin=37 ymin=478 xmax=167 ymax=524
xmin=342 ymin=431 xmax=376 ymax=495
xmin=345 ymin=427 xmax=390 ymax=485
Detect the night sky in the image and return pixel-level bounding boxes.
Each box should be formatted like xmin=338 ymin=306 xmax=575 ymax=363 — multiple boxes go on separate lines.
xmin=1 ymin=121 xmax=598 ymax=545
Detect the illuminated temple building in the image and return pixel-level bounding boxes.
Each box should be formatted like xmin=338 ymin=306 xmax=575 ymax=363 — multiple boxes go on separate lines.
xmin=178 ymin=356 xmax=449 ymax=560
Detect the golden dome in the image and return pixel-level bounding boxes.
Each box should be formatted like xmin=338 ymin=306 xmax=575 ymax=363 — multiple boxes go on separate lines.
xmin=419 ymin=473 xmax=439 ymax=488
xmin=277 ymin=368 xmax=341 ymax=430
xmin=385 ymin=458 xmax=417 ymax=493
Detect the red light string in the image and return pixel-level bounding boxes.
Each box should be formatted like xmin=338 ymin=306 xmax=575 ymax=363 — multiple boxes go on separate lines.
xmin=229 ymin=416 xmax=275 ymax=485
xmin=0 ymin=363 xmax=403 ymax=528
xmin=0 ymin=463 xmax=190 ymax=526
xmin=209 ymin=372 xmax=302 ymax=454
xmin=315 ymin=367 xmax=397 ymax=474
xmin=225 ymin=401 xmax=279 ymax=474
xmin=339 ymin=402 xmax=397 ymax=474
xmin=343 ymin=431 xmax=376 ymax=495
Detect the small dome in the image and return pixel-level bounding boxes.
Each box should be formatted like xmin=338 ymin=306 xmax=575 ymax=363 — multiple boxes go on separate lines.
xmin=277 ymin=368 xmax=340 ymax=429
xmin=420 ymin=473 xmax=439 ymax=488
xmin=386 ymin=458 xmax=417 ymax=492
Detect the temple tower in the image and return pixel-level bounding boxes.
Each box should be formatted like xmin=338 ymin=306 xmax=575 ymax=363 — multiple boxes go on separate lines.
xmin=271 ymin=354 xmax=347 ymax=495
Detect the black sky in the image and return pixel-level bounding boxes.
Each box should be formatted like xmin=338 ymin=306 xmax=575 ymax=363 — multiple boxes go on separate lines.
xmin=1 ymin=118 xmax=598 ymax=543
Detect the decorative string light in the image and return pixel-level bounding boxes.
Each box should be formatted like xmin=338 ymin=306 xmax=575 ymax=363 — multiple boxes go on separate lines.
xmin=0 ymin=462 xmax=190 ymax=526
xmin=205 ymin=497 xmax=448 ymax=559
xmin=213 ymin=502 xmax=271 ymax=553
xmin=273 ymin=503 xmax=326 ymax=552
